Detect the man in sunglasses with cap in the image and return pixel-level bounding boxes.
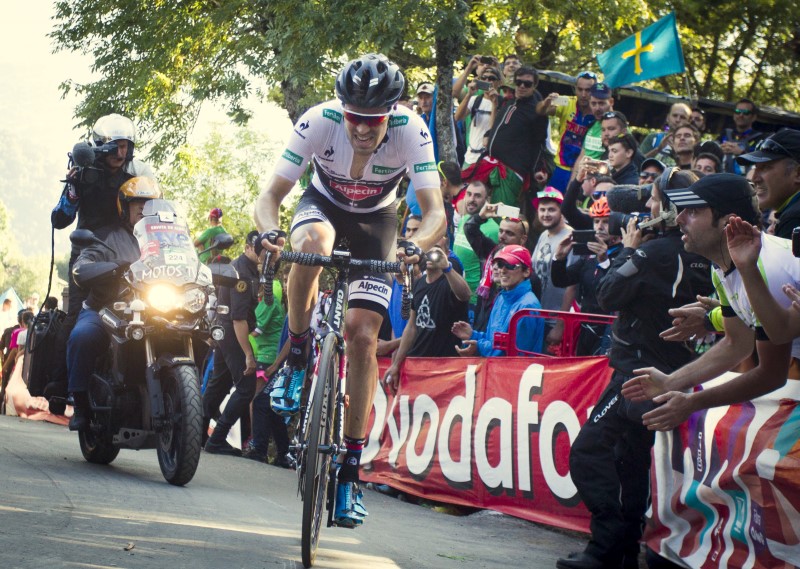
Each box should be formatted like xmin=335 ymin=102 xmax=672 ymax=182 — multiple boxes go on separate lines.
xmin=255 ymin=53 xmax=445 ymax=528
xmin=719 ymin=98 xmax=764 ymax=175
xmin=735 ymin=128 xmax=800 ymax=239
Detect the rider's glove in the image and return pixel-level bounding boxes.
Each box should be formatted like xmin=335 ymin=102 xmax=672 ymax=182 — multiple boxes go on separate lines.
xmin=255 ymin=229 xmax=287 ymax=256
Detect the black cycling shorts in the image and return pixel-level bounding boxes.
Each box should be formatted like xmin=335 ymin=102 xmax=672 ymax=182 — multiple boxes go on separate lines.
xmin=291 ymin=188 xmax=398 ymax=316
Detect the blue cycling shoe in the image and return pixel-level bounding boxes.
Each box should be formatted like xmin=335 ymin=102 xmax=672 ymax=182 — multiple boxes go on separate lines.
xmin=270 ymin=363 xmax=305 ymax=416
xmin=334 ymin=480 xmax=368 ymax=528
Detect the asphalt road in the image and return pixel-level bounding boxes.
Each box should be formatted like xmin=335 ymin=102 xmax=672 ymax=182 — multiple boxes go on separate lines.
xmin=0 ymin=415 xmax=587 ymax=568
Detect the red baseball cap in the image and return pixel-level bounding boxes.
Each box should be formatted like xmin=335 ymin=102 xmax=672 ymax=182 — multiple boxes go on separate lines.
xmin=493 ymin=244 xmax=532 ymax=270
xmin=209 ymin=208 xmax=223 ymax=219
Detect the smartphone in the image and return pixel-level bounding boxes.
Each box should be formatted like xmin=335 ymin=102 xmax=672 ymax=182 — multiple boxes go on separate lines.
xmin=479 ymin=55 xmax=495 ymax=64
xmin=496 ymin=203 xmax=521 ymax=219
xmin=793 ymin=227 xmax=800 ymax=257
xmin=475 ymin=80 xmax=492 ymax=91
xmin=572 ymin=230 xmax=596 ymax=256
xmin=553 ymin=95 xmax=570 ymax=107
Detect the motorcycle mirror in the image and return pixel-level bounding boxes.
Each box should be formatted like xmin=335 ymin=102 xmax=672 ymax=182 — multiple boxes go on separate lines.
xmin=69 ymin=229 xmax=116 ymax=255
xmin=209 ymin=262 xmax=240 ymax=289
xmin=209 ymin=233 xmax=235 ymax=251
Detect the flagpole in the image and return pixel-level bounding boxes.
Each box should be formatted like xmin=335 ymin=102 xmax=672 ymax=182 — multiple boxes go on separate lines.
xmin=683 ymin=73 xmax=693 ymax=104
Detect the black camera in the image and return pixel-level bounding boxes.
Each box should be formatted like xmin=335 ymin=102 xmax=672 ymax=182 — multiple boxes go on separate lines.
xmin=68 ymin=140 xmax=122 ymax=186
xmin=608 ymin=212 xmax=654 ymax=237
xmin=793 ymin=227 xmax=800 ymax=258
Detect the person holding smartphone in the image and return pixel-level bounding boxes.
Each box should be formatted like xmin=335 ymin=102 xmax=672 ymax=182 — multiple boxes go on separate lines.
xmin=454 ymin=64 xmax=504 ymax=168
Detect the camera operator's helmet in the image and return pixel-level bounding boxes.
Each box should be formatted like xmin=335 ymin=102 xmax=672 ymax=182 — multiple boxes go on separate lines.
xmin=92 ymin=113 xmax=136 ymax=161
xmin=335 ymin=53 xmax=405 ymax=109
xmin=117 ymin=177 xmax=161 ymax=221
xmin=590 ymin=196 xmax=611 ymax=218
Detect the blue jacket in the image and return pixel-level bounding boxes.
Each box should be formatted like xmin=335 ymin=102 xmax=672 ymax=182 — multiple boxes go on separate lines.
xmin=471 ymin=278 xmax=543 ymax=356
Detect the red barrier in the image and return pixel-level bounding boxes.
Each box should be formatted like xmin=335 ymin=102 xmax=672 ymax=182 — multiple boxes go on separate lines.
xmin=494 ymin=309 xmax=616 ymax=357
xmin=363 ymin=356 xmax=612 ymax=533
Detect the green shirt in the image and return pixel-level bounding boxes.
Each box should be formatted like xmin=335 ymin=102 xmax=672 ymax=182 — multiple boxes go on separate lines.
xmin=453 ymin=214 xmax=499 ymax=303
xmin=251 ymin=281 xmax=286 ymax=365
xmin=195 ymin=225 xmax=226 ymax=264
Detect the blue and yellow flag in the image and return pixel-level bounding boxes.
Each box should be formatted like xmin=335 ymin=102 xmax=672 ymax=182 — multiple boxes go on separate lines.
xmin=597 ymin=12 xmax=685 ymax=89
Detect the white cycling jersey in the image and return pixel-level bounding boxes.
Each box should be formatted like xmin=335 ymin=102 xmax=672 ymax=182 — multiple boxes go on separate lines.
xmin=273 ymin=100 xmax=440 ymax=213
xmin=713 ymin=233 xmax=800 ymax=356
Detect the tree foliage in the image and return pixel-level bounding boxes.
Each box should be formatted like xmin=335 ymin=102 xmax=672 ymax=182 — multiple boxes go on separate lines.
xmin=0 ymin=201 xmax=59 ymax=300
xmin=52 ymin=0 xmax=800 ymax=164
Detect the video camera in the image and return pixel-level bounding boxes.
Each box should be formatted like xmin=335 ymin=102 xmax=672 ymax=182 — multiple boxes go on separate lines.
xmin=67 ymin=140 xmax=121 ymax=185
xmin=606 ymin=184 xmax=654 ymax=237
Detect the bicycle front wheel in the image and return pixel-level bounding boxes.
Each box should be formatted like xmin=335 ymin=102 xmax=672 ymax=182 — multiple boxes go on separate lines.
xmin=301 ymin=333 xmax=339 ymax=568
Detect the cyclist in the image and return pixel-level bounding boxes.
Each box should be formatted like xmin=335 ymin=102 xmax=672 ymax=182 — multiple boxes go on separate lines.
xmin=254 ymin=53 xmax=445 ymax=528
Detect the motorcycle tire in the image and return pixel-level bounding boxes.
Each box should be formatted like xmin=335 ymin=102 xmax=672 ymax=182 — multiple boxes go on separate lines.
xmin=157 ymin=364 xmax=203 ymax=486
xmin=79 ymin=426 xmax=120 ymax=465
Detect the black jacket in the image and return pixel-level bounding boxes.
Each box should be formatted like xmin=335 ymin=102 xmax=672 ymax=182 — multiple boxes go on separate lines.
xmin=774 ymin=192 xmax=800 ymax=239
xmin=596 ymin=230 xmax=713 ymax=374
xmin=611 ymin=161 xmax=640 ymax=185
xmin=486 ymin=94 xmax=549 ymax=176
xmin=217 ymin=253 xmax=259 ymax=332
xmin=551 ymin=245 xmax=622 ymax=315
xmin=561 ymin=179 xmax=593 ymax=230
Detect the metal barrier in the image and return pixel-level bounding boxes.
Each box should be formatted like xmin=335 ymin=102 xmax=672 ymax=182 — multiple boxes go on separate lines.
xmin=492 ymin=309 xmax=616 ymax=357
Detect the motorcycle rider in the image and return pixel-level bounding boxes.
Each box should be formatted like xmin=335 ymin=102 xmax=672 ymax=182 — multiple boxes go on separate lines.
xmin=202 ymin=230 xmax=261 ymax=455
xmin=52 ymin=114 xmax=155 ymax=399
xmin=67 ymin=176 xmax=162 ymax=431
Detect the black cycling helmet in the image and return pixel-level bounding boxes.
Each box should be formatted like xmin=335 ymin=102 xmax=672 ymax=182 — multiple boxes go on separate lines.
xmin=335 ymin=53 xmax=405 ymax=109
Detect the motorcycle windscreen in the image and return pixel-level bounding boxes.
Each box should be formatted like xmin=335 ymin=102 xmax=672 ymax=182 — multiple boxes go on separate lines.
xmin=129 ymin=199 xmax=212 ymax=287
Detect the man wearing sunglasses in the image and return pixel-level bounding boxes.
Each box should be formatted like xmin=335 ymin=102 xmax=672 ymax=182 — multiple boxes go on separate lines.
xmin=254 ymin=53 xmax=445 ymax=528
xmin=640 ymin=102 xmax=692 ymax=166
xmin=465 ymin=66 xmax=549 ymax=208
xmin=454 ymin=66 xmax=503 ymax=167
xmin=736 ymin=128 xmax=800 ymax=238
xmin=538 ymin=71 xmax=598 ymax=192
xmin=719 ymin=98 xmax=764 ymax=175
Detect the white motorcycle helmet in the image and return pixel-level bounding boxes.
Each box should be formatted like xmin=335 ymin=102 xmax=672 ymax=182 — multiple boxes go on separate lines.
xmin=92 ymin=113 xmax=136 ymax=162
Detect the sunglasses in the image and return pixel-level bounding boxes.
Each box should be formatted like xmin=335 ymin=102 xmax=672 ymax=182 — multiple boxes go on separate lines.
xmin=493 ymin=259 xmax=523 ymax=271
xmin=591 ymin=190 xmax=608 ymax=200
xmin=577 ymin=71 xmax=598 ymax=80
xmin=756 ymin=137 xmax=792 ymax=157
xmin=639 ymin=171 xmax=659 ymax=181
xmin=515 ymin=79 xmax=534 ymax=88
xmin=734 ymin=108 xmax=754 ymax=116
xmin=480 ymin=75 xmax=499 ymax=81
xmin=343 ymin=110 xmax=390 ymax=127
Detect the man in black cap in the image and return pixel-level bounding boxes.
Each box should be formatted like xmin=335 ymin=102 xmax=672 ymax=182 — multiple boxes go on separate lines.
xmin=203 ymin=230 xmax=261 ymax=455
xmin=622 ymin=174 xmax=793 ymax=434
xmin=735 ymin=128 xmax=800 ymax=239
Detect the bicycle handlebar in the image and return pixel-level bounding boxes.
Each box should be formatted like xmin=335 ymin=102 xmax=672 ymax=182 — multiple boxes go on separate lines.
xmin=259 ymin=250 xmax=411 ymax=310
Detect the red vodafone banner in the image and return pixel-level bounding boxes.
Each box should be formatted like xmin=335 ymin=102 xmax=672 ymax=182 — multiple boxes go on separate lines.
xmin=362 ymin=356 xmax=612 ymax=533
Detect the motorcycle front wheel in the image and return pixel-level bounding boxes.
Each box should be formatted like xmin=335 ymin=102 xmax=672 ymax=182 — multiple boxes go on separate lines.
xmin=157 ymin=365 xmax=203 ymax=486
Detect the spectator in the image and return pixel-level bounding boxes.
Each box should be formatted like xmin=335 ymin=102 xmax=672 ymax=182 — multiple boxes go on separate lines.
xmin=639 ymin=102 xmax=692 ymax=165
xmin=590 ymin=110 xmax=646 ymax=172
xmin=638 ymin=157 xmax=666 ymax=186
xmin=531 ymin=187 xmax=575 ymax=350
xmin=576 ymin=83 xmax=614 ymax=163
xmin=539 ymin=71 xmax=598 ymax=191
xmin=416 ymin=82 xmax=435 ymax=123
xmin=452 ymin=181 xmax=498 ymax=305
xmin=735 ymin=128 xmax=800 ymax=238
xmin=455 ymin=66 xmax=503 ymax=168
xmin=672 ymin=124 xmax=701 ymax=169
xmin=690 ymin=107 xmax=707 ymax=135
xmin=501 ymin=54 xmax=521 ymax=84
xmin=438 ymin=161 xmax=462 ymax=242
xmin=692 ymin=152 xmax=722 ymax=175
xmin=0 ymin=306 xmax=20 ymax=365
xmin=43 ymin=296 xmax=59 ymax=312
xmin=607 ymin=133 xmax=640 ymax=185
xmin=453 ymin=55 xmax=498 ymax=101
xmin=203 ymin=230 xmax=261 ymax=455
xmin=719 ymin=98 xmax=765 ymax=175
xmin=383 ymin=241 xmax=471 ymax=393
xmin=558 ymin=169 xmax=713 ymax=569
xmin=1 ymin=310 xmax=32 ymax=397
xmin=451 ymin=245 xmax=544 ymax=356
xmin=463 ymin=207 xmax=532 ymax=331
xmin=622 ymin=175 xmax=793 ymax=433
xmin=552 ymin=196 xmax=622 ymax=356
xmin=243 ymin=280 xmax=295 ymax=468
xmin=194 ymin=208 xmax=227 ymax=264
xmin=561 ymin=171 xmax=615 ymax=231
xmin=464 ymin=66 xmax=550 ymax=207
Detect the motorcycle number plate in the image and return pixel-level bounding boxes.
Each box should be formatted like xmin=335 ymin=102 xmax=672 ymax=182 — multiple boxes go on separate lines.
xmin=165 ymin=252 xmax=188 ymax=265
xmin=158 ymin=211 xmax=176 ymax=223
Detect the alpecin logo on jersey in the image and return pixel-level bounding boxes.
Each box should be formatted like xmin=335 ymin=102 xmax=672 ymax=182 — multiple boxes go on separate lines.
xmin=282 ymin=149 xmax=303 ymax=166
xmin=373 ymin=165 xmax=401 ymax=175
xmin=389 ymin=116 xmax=409 ymax=128
xmin=323 ymin=109 xmax=342 ymax=123
xmin=413 ymin=162 xmax=437 ymax=173
xmin=294 ymin=120 xmax=310 ymax=139
xmin=329 ymin=179 xmax=382 ymax=201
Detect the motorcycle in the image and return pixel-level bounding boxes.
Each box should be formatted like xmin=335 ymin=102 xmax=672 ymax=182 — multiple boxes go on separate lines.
xmin=69 ymin=199 xmax=238 ymax=485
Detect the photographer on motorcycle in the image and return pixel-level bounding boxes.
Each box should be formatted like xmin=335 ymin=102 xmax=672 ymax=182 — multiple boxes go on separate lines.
xmin=67 ymin=177 xmax=161 ymax=431
xmin=52 ymin=114 xmax=155 ymax=397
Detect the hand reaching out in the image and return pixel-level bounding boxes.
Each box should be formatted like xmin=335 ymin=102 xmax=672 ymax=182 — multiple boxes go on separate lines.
xmin=725 ymin=216 xmax=762 ymax=270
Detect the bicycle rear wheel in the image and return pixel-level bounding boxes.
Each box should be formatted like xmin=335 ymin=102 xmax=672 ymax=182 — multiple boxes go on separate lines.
xmin=301 ymin=333 xmax=339 ymax=568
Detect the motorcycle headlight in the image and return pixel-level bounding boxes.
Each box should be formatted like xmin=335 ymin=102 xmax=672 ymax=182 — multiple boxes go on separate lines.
xmin=183 ymin=288 xmax=207 ymax=314
xmin=146 ymin=284 xmax=182 ymax=313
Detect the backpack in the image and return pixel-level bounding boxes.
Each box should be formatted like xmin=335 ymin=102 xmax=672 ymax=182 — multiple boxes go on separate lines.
xmin=23 ymin=309 xmax=67 ymax=397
